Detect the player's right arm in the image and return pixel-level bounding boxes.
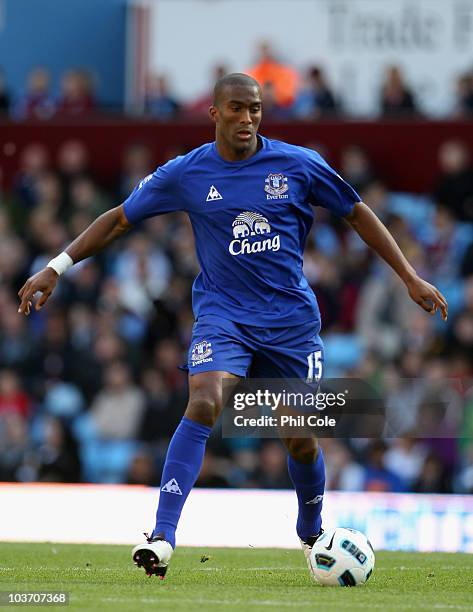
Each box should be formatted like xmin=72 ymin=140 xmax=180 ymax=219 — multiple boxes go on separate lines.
xmin=18 ymin=205 xmax=132 ymax=315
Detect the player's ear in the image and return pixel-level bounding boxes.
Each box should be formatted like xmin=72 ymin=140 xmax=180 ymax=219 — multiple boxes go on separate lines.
xmin=209 ymin=105 xmax=218 ymax=123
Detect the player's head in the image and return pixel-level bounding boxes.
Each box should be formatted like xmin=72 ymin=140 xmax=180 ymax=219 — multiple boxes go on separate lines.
xmin=210 ymin=73 xmax=262 ymax=157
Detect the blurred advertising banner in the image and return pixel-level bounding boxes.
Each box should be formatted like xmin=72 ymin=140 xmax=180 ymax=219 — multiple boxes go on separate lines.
xmin=1 ymin=484 xmax=472 ymax=552
xmin=137 ymin=0 xmax=473 ymax=116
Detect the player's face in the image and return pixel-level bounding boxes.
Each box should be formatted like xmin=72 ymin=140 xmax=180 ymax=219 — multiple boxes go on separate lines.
xmin=210 ymin=85 xmax=262 ymax=160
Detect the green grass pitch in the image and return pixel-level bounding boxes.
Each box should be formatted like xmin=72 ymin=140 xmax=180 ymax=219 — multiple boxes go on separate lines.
xmin=1 ymin=543 xmax=472 ymax=611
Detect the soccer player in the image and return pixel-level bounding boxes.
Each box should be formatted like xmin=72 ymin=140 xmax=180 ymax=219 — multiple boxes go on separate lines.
xmin=18 ymin=73 xmax=448 ymax=579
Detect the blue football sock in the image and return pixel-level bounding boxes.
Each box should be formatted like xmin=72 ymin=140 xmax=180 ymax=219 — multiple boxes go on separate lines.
xmin=153 ymin=417 xmax=211 ymax=548
xmin=287 ymin=448 xmax=325 ymax=541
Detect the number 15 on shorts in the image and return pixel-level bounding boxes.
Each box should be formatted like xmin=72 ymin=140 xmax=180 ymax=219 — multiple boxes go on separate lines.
xmin=307 ymin=350 xmax=323 ymax=383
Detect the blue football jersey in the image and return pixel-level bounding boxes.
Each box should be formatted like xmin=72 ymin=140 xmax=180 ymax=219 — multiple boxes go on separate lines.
xmin=123 ymin=136 xmax=360 ymax=329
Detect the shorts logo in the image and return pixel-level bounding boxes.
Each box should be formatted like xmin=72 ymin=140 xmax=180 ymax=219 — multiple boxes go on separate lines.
xmin=229 ymin=211 xmax=280 ymax=256
xmin=191 ymin=339 xmax=213 ymax=365
xmin=264 ymin=173 xmax=289 ymax=199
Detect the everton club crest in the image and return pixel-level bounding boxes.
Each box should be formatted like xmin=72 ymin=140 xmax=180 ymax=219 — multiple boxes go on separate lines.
xmin=191 ymin=339 xmax=213 ymax=365
xmin=264 ymin=173 xmax=289 ymax=199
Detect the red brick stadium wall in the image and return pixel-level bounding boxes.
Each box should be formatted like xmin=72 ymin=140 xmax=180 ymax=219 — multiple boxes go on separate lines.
xmin=1 ymin=120 xmax=473 ymax=193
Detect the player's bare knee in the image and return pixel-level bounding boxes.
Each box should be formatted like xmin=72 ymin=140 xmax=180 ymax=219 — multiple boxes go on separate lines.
xmin=185 ymin=394 xmax=220 ymax=427
xmin=185 ymin=372 xmax=230 ymax=427
xmin=286 ymin=437 xmax=319 ymax=464
xmin=185 ymin=379 xmax=222 ymax=427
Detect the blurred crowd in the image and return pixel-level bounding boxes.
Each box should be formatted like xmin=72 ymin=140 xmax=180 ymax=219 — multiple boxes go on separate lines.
xmin=2 ymin=43 xmax=473 ymax=121
xmin=0 ymin=129 xmax=473 ymax=494
xmin=0 ymin=68 xmax=97 ymax=120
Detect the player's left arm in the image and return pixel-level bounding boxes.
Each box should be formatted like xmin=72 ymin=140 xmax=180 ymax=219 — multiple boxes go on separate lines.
xmin=344 ymin=201 xmax=448 ymax=321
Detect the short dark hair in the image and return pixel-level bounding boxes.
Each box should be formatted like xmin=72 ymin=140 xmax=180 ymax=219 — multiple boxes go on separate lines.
xmin=213 ymin=73 xmax=261 ymax=106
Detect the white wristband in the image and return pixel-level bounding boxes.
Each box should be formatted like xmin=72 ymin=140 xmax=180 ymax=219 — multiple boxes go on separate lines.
xmin=47 ymin=252 xmax=74 ymax=276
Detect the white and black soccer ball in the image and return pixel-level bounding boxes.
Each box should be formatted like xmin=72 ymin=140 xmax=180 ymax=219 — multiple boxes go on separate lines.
xmin=309 ymin=527 xmax=375 ymax=586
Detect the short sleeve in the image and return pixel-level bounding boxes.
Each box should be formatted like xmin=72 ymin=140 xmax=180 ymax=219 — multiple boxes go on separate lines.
xmin=122 ymin=156 xmax=185 ymax=224
xmin=304 ymin=149 xmax=360 ymax=217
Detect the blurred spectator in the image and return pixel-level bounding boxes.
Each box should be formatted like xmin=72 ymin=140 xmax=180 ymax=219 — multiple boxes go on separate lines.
xmin=227 ymin=446 xmax=260 ymax=487
xmin=340 ymin=146 xmax=376 ymax=194
xmin=196 ymin=449 xmax=231 ymax=487
xmin=0 ymin=68 xmax=11 ymax=115
xmin=69 ymin=327 xmax=126 ymax=402
xmin=420 ymin=205 xmax=473 ymax=279
xmin=91 ymin=361 xmax=145 ymax=440
xmin=247 ymin=41 xmax=299 ymax=107
xmin=461 ymin=241 xmax=473 ymax=277
xmin=32 ymin=310 xmax=73 ymax=385
xmin=0 ymin=413 xmax=31 ymax=481
xmin=357 ymin=180 xmax=389 ymax=221
xmin=57 ymin=140 xmax=91 ymax=184
xmin=0 ymin=230 xmax=28 ymax=287
xmin=384 ymin=437 xmax=427 ymax=489
xmin=144 ymin=74 xmax=180 ymax=120
xmin=0 ymin=304 xmax=35 ymax=373
xmin=119 ymin=143 xmax=153 ymax=201
xmin=126 ymin=447 xmax=159 ymax=486
xmin=323 ymin=440 xmax=364 ymax=491
xmin=63 ymin=260 xmax=102 ymax=308
xmin=0 ymin=370 xmax=31 ymax=419
xmin=412 ymin=452 xmax=451 ymax=493
xmin=254 ymin=441 xmax=293 ymax=488
xmin=68 ymin=176 xmax=109 ymax=220
xmin=68 ymin=304 xmax=95 ymax=352
xmin=152 ymin=339 xmax=187 ymax=392
xmin=36 ymin=417 xmax=81 ymax=482
xmin=43 ymin=381 xmax=84 ymax=420
xmin=138 ymin=369 xmax=185 ymax=443
xmin=363 ymin=440 xmax=405 ymax=492
xmin=453 ymin=72 xmax=473 ymax=118
xmin=380 ymin=65 xmax=418 ymax=118
xmin=15 ymin=67 xmax=55 ymax=120
xmin=112 ymin=233 xmax=171 ymax=317
xmin=294 ymin=66 xmax=338 ymax=119
xmin=186 ymin=64 xmax=228 ymax=116
xmin=433 ymin=140 xmax=473 ymax=222
xmin=456 ymin=439 xmax=473 ymax=493
xmin=56 ymin=70 xmax=96 ymax=117
xmin=448 ymin=310 xmax=473 ymax=356
xmin=167 ymin=215 xmax=199 ymax=277
xmin=56 ymin=140 xmax=92 ymax=213
xmin=13 ymin=143 xmax=51 ymax=213
xmin=261 ymin=81 xmax=293 ymax=120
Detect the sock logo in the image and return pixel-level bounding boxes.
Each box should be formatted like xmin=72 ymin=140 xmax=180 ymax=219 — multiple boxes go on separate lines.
xmin=305 ymin=494 xmax=324 ymax=505
xmin=161 ymin=478 xmax=183 ymax=495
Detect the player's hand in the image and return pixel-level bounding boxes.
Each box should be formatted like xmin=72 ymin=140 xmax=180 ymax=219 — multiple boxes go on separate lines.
xmin=18 ymin=267 xmax=59 ymax=316
xmin=405 ymin=275 xmax=448 ymax=321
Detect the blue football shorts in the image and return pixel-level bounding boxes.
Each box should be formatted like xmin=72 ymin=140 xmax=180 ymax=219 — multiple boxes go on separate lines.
xmin=186 ymin=314 xmax=324 ymax=380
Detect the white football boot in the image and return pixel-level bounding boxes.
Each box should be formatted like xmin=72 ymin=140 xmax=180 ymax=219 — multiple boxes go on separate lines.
xmin=299 ymin=529 xmax=324 ymax=580
xmin=132 ymin=532 xmax=173 ymax=579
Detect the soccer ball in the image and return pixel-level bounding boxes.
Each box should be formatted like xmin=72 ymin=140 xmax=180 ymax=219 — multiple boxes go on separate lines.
xmin=309 ymin=527 xmax=375 ymax=586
